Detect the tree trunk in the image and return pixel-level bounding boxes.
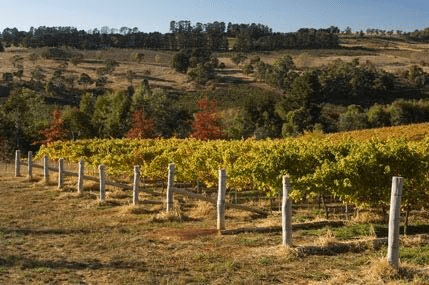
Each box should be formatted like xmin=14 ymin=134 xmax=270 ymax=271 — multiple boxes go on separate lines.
xmin=321 ymin=195 xmax=329 ymax=220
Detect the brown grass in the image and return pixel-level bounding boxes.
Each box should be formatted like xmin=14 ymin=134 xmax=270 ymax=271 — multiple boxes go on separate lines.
xmin=0 ymin=172 xmax=428 ymax=284
xmin=353 ymin=210 xmax=386 ymax=223
xmin=364 ymin=258 xmax=420 ymax=284
xmin=188 ymin=200 xmax=216 ymax=218
xmin=314 ymin=228 xmax=336 ymax=247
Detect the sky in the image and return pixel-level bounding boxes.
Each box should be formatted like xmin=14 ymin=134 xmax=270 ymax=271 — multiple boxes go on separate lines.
xmin=1 ymin=0 xmax=428 ymax=34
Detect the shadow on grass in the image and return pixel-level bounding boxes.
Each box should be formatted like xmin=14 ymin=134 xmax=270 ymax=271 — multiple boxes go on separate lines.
xmin=0 ymin=255 xmax=147 ymax=271
xmin=0 ymin=227 xmax=92 ymax=235
xmin=221 ymin=220 xmax=346 ymax=235
xmin=373 ymin=224 xmax=429 ymax=238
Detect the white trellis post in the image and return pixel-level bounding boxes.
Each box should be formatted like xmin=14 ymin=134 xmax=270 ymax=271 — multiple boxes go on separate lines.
xmin=133 ymin=165 xmax=140 ymax=205
xmin=282 ymin=175 xmax=293 ymax=246
xmin=99 ymin=164 xmax=106 ymax=202
xmin=58 ymin=158 xmax=64 ymax=189
xmin=15 ymin=150 xmax=21 ymax=177
xmin=27 ymin=151 xmax=33 ymax=181
xmin=166 ymin=163 xmax=175 ymax=212
xmin=77 ymin=160 xmax=84 ymax=194
xmin=387 ymin=176 xmax=403 ymax=269
xmin=43 ymin=155 xmax=49 ymax=184
xmin=217 ymin=169 xmax=227 ymax=231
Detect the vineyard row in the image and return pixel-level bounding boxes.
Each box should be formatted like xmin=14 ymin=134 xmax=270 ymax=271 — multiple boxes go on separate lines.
xmin=36 ymin=137 xmax=429 ymax=212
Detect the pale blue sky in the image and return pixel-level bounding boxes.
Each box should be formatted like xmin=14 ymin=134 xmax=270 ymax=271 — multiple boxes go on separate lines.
xmin=1 ymin=0 xmax=428 ymax=33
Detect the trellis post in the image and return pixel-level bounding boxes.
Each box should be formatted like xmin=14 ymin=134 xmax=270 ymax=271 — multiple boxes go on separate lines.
xmin=27 ymin=151 xmax=33 ymax=181
xmin=133 ymin=165 xmax=140 ymax=205
xmin=77 ymin=160 xmax=84 ymax=194
xmin=58 ymin=158 xmax=64 ymax=189
xmin=166 ymin=163 xmax=175 ymax=212
xmin=43 ymin=155 xmax=49 ymax=184
xmin=387 ymin=176 xmax=403 ymax=269
xmin=99 ymin=164 xmax=106 ymax=202
xmin=217 ymin=169 xmax=227 ymax=231
xmin=282 ymin=175 xmax=293 ymax=246
xmin=15 ymin=150 xmax=21 ymax=177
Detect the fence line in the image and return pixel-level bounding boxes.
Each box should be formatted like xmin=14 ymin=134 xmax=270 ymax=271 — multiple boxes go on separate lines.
xmin=10 ymin=150 xmax=405 ymax=266
xmin=14 ymin=151 xmax=161 ymax=198
xmin=12 ymin=150 xmax=279 ymax=224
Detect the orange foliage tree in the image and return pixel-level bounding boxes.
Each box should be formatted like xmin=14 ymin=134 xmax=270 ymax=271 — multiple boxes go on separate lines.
xmin=190 ymin=97 xmax=223 ymax=140
xmin=125 ymin=109 xmax=155 ymax=138
xmin=39 ymin=110 xmax=66 ymax=144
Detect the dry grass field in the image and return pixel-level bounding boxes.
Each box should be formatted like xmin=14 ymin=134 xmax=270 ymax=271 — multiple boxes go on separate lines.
xmin=1 ymin=36 xmax=427 ymax=96
xmin=1 ymin=163 xmax=429 ymax=284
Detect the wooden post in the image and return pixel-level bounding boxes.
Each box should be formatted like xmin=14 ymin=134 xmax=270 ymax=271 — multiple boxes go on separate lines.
xmin=387 ymin=176 xmax=403 ymax=269
xmin=27 ymin=151 xmax=33 ymax=180
xmin=99 ymin=164 xmax=106 ymax=202
xmin=282 ymin=175 xmax=293 ymax=246
xmin=133 ymin=165 xmax=140 ymax=205
xmin=77 ymin=160 xmax=84 ymax=194
xmin=345 ymin=202 xmax=349 ymax=220
xmin=166 ymin=163 xmax=175 ymax=212
xmin=43 ymin=155 xmax=49 ymax=183
xmin=15 ymin=150 xmax=21 ymax=177
xmin=58 ymin=158 xmax=64 ymax=189
xmin=217 ymin=169 xmax=227 ymax=231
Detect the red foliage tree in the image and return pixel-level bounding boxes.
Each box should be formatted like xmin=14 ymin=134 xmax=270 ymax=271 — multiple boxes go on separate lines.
xmin=190 ymin=97 xmax=223 ymax=140
xmin=125 ymin=109 xmax=155 ymax=139
xmin=39 ymin=110 xmax=66 ymax=144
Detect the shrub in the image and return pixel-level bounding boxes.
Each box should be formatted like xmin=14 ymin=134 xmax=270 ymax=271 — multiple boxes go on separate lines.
xmin=130 ymin=52 xmax=144 ymax=63
xmin=337 ymin=105 xmax=369 ymax=131
xmin=172 ymin=50 xmax=190 ymax=73
xmin=242 ymin=64 xmax=254 ymax=75
xmin=41 ymin=47 xmax=71 ymax=60
xmin=188 ymin=64 xmax=214 ymax=85
xmin=408 ymin=65 xmax=426 ymax=87
xmin=231 ymin=53 xmax=246 ymax=66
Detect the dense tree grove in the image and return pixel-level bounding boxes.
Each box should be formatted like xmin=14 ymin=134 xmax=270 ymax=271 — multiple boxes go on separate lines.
xmin=407 ymin=27 xmax=429 ymax=42
xmin=0 ymin=24 xmax=427 ymax=53
xmin=0 ymin=22 xmax=340 ymax=52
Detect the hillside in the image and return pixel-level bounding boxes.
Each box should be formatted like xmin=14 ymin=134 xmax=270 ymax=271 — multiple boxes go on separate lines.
xmin=0 ymin=36 xmax=427 ymax=94
xmin=0 ymin=36 xmax=428 ymax=156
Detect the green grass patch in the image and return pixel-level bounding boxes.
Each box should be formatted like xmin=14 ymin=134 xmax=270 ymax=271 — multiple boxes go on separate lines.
xmin=400 ymin=245 xmax=429 ymax=265
xmin=298 ymin=227 xmax=330 ymax=237
xmin=332 ymin=223 xmax=375 ymax=240
xmin=234 ymin=235 xmax=268 ymax=247
xmin=259 ymin=256 xmax=271 ymax=266
xmin=372 ymin=224 xmax=429 ymax=238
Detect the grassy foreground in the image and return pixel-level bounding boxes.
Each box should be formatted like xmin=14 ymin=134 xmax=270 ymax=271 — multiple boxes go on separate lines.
xmin=0 ymin=168 xmax=428 ymax=284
